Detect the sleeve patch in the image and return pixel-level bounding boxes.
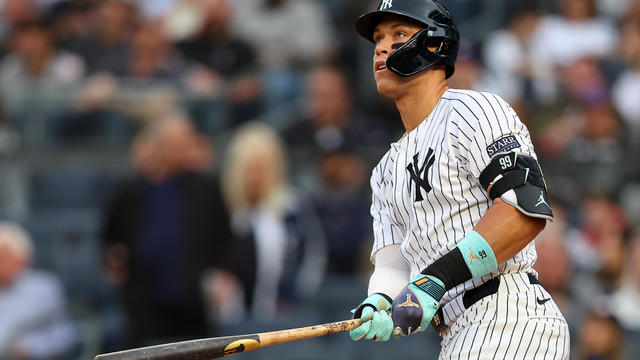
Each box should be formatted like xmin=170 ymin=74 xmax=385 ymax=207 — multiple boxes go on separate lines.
xmin=486 ymin=135 xmax=521 ymax=157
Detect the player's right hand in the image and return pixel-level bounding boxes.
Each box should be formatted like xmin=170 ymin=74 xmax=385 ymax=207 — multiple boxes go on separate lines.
xmin=349 ymin=293 xmax=394 ymax=341
xmin=391 ymin=274 xmax=445 ymax=336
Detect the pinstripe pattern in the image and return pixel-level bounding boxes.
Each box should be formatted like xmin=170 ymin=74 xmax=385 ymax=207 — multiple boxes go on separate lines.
xmin=370 ymin=89 xmax=537 ymax=292
xmin=438 ymin=273 xmax=569 ymax=360
xmin=369 ymin=88 xmax=569 ymax=358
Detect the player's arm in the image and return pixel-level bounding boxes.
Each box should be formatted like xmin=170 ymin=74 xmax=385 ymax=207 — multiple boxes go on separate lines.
xmin=475 ymin=198 xmax=545 ymax=263
xmin=476 ymin=149 xmax=551 ymax=262
xmin=392 ymin=150 xmax=552 ymax=336
xmin=350 ymin=159 xmax=408 ymax=342
xmin=350 ymin=245 xmax=410 ymax=342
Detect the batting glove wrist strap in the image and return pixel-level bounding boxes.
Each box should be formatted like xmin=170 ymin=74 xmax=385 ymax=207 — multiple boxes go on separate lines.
xmin=350 ymin=293 xmax=394 ymax=341
xmin=412 ymin=275 xmax=445 ymax=300
xmin=351 ymin=293 xmax=392 ymax=319
xmin=391 ymin=274 xmax=445 ymax=336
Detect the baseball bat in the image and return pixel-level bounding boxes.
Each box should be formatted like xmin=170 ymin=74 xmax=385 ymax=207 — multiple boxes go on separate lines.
xmin=94 ymin=318 xmax=362 ymax=360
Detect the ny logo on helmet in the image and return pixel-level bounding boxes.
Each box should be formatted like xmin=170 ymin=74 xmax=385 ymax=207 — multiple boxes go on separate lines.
xmin=379 ymin=0 xmax=393 ymax=10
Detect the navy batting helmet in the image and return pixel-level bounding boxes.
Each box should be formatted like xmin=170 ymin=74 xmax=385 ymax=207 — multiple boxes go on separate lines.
xmin=356 ymin=0 xmax=460 ymax=78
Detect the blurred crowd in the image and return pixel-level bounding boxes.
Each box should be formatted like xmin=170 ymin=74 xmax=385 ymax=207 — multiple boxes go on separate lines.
xmin=0 ymin=0 xmax=639 ymax=359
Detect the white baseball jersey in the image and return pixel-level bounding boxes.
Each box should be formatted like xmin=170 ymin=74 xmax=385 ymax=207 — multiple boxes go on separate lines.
xmin=370 ymin=88 xmax=540 ymax=324
xmin=369 ymin=88 xmax=569 ymax=359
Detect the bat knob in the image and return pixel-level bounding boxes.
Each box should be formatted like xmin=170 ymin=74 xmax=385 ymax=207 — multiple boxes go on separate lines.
xmin=393 ymin=327 xmax=402 ymax=336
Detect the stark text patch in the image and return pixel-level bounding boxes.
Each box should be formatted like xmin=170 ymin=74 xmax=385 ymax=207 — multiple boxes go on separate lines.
xmin=486 ymin=135 xmax=521 ymax=157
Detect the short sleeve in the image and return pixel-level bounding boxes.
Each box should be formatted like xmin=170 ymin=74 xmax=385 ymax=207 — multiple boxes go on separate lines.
xmin=448 ymin=91 xmax=536 ymax=179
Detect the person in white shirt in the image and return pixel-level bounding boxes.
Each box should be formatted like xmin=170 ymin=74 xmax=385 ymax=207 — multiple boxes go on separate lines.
xmin=0 ymin=222 xmax=76 ymax=359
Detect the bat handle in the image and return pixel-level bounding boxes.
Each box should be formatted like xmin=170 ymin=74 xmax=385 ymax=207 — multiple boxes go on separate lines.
xmin=258 ymin=318 xmax=363 ymax=346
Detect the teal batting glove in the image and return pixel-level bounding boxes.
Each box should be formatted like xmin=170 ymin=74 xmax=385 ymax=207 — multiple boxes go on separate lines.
xmin=349 ymin=293 xmax=394 ymax=341
xmin=392 ymin=274 xmax=445 ymax=336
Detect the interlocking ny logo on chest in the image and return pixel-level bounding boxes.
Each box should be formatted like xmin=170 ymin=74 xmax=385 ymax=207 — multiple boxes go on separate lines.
xmin=406 ymin=148 xmax=435 ymax=202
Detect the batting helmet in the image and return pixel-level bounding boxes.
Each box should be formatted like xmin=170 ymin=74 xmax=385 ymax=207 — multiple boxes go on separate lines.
xmin=355 ymin=0 xmax=460 ymax=78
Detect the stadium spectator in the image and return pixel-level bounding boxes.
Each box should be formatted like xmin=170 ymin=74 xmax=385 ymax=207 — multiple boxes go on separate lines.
xmin=0 ymin=19 xmax=86 ymax=144
xmin=45 ymin=1 xmax=96 ymax=58
xmin=282 ymin=65 xmax=393 ymax=161
xmin=482 ymin=2 xmax=557 ymax=111
xmin=575 ymin=309 xmax=625 ymax=360
xmin=566 ymin=193 xmax=629 ymax=298
xmin=559 ymin=99 xmax=626 ymax=194
xmin=312 ymin=146 xmax=371 ymax=275
xmin=79 ymin=0 xmax=139 ymax=76
xmin=447 ymin=41 xmax=485 ymax=93
xmin=101 ymin=113 xmax=235 ymax=346
xmin=0 ymin=222 xmax=77 ymax=359
xmin=536 ymin=0 xmax=618 ymax=67
xmin=174 ymin=0 xmax=264 ymax=126
xmin=0 ymin=20 xmax=85 ymax=86
xmin=612 ymin=18 xmax=640 ymax=147
xmin=230 ymin=0 xmax=334 ymax=69
xmin=610 ymin=232 xmax=640 ymax=358
xmin=611 ymin=233 xmax=640 ymax=331
xmin=221 ymin=122 xmax=327 ymax=321
xmin=174 ymin=0 xmax=257 ymax=81
xmin=124 ymin=20 xmax=190 ymax=80
xmin=535 ymin=57 xmax=612 ymax=159
xmin=230 ymin=0 xmax=336 ymax=108
xmin=0 ymin=0 xmax=40 ymax=46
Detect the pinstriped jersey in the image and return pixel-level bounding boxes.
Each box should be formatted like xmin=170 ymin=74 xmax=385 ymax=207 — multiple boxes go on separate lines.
xmin=370 ymin=88 xmax=539 ymax=308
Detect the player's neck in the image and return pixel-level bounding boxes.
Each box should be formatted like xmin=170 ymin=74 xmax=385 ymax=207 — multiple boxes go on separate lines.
xmin=395 ymin=76 xmax=449 ymax=133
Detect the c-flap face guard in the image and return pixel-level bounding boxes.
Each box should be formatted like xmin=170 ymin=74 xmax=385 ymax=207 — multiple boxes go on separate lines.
xmin=386 ymin=28 xmax=448 ymax=77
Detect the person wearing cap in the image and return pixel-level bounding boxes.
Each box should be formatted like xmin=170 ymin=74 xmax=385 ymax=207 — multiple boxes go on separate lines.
xmin=347 ymin=1 xmax=570 ymax=358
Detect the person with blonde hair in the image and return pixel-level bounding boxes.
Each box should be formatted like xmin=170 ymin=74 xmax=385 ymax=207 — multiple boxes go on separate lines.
xmin=222 ymin=122 xmax=327 ymax=320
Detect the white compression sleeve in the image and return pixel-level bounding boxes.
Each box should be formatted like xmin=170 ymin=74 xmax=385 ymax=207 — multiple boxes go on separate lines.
xmin=367 ymin=244 xmax=411 ymax=298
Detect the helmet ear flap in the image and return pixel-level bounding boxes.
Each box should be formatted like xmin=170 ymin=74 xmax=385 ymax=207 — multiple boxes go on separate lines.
xmin=386 ymin=29 xmax=456 ymax=78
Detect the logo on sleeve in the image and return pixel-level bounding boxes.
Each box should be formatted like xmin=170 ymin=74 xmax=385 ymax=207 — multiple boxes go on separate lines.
xmin=535 ymin=190 xmax=551 ymax=210
xmin=486 ymin=135 xmax=521 ymax=157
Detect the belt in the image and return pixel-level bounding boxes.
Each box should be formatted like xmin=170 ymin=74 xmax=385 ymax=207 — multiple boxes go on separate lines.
xmin=431 ymin=273 xmax=541 ymax=335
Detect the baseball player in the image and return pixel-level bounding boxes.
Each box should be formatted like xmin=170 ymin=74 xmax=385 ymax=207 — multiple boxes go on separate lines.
xmin=348 ymin=1 xmax=570 ymax=359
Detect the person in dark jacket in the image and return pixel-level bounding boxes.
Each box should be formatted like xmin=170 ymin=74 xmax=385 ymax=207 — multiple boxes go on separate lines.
xmin=101 ymin=113 xmax=235 ymax=347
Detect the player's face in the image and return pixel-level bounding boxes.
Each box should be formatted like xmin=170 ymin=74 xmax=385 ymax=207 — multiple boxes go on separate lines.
xmin=372 ymin=15 xmax=422 ymax=97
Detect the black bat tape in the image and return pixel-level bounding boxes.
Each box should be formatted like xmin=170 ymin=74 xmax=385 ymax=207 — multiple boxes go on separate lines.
xmin=94 ymin=334 xmax=261 ymax=360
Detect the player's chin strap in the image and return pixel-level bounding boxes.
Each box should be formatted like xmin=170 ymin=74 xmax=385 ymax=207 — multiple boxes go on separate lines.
xmin=479 ymin=151 xmax=554 ymax=221
xmin=386 ymin=29 xmax=454 ymax=77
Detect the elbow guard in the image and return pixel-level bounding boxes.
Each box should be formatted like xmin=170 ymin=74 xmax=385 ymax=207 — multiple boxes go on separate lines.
xmin=479 ymin=151 xmax=553 ymax=221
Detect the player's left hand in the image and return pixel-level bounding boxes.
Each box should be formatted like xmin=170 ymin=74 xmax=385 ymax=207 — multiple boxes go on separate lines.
xmin=350 ymin=293 xmax=394 ymax=341
xmin=392 ymin=274 xmax=445 ymax=336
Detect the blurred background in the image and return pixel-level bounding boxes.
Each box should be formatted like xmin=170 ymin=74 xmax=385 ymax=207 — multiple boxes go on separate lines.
xmin=0 ymin=0 xmax=639 ymax=359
